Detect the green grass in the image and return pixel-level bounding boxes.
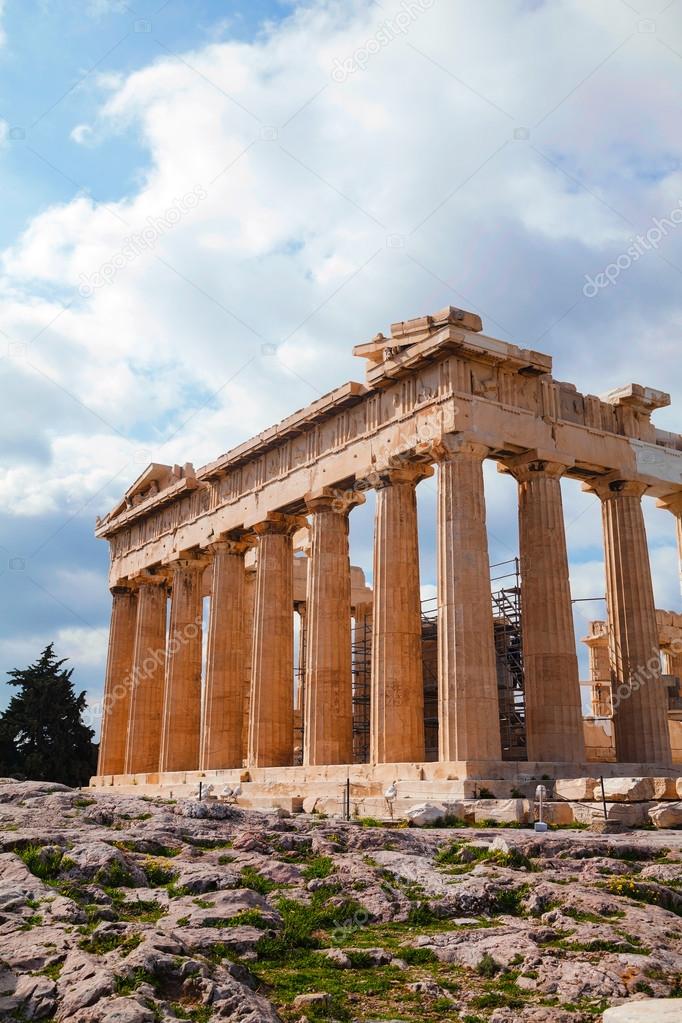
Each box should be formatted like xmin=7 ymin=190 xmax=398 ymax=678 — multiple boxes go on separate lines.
xmin=117 ymin=899 xmax=166 ymax=923
xmin=302 ymin=856 xmax=334 ymax=881
xmin=240 ymin=866 xmax=280 ymax=895
xmin=113 ymin=968 xmax=155 ymax=995
xmin=94 ymin=860 xmax=134 ymax=888
xmin=435 ymin=840 xmax=534 ymax=872
xmin=18 ymin=845 xmax=66 ymax=881
xmin=144 ymin=860 xmax=178 ymax=887
xmin=78 ymin=931 xmax=142 ymax=955
xmin=256 ymin=887 xmax=366 ymax=960
xmin=220 ymin=909 xmax=271 ymax=929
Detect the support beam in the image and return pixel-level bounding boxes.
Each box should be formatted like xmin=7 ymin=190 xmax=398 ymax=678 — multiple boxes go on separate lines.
xmin=97 ymin=585 xmax=137 ymax=776
xmin=200 ymin=539 xmax=251 ymax=771
xmin=436 ymin=438 xmax=501 ymax=761
xmin=248 ymin=513 xmax=306 ymax=768
xmin=124 ymin=573 xmax=168 ymax=775
xmin=505 ymin=454 xmax=585 ymax=763
xmin=588 ymin=477 xmax=672 ymax=765
xmin=303 ymin=488 xmax=363 ymax=766
xmin=159 ymin=556 xmax=205 ymax=773
xmin=368 ymin=461 xmax=432 ymax=764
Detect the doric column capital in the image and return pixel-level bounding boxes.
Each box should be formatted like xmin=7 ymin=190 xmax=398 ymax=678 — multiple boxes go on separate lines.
xmin=583 ymin=474 xmax=648 ymax=501
xmin=498 ymin=449 xmax=573 ymax=482
xmin=207 ymin=535 xmax=255 ymax=557
xmin=358 ymin=458 xmax=434 ymax=491
xmin=428 ymin=434 xmax=490 ymax=463
xmin=167 ymin=554 xmax=209 ymax=576
xmin=304 ymin=485 xmax=366 ymax=516
xmin=130 ymin=568 xmax=170 ymax=590
xmin=110 ymin=583 xmax=135 ymax=597
xmin=251 ymin=511 xmax=308 ymax=537
xmin=657 ymin=490 xmax=682 ymax=516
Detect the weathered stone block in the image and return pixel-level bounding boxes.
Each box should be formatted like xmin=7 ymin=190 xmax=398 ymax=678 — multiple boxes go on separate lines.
xmin=554 ymin=777 xmax=598 ymax=801
xmin=649 ymin=801 xmax=682 ymax=828
xmin=601 ymin=776 xmax=656 ymax=802
xmin=603 ymin=999 xmax=682 ymax=1021
xmin=471 ymin=798 xmax=528 ymax=825
xmin=542 ymin=801 xmax=575 ymax=826
xmin=406 ymin=802 xmax=446 ymax=826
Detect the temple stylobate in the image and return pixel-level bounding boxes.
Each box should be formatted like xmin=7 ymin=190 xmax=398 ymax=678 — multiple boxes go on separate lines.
xmin=92 ymin=307 xmax=682 ymax=805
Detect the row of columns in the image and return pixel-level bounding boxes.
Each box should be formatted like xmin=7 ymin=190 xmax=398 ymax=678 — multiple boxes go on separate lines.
xmin=98 ymin=436 xmax=675 ymax=776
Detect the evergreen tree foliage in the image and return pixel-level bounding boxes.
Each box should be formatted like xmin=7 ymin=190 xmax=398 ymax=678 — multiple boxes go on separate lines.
xmin=0 ymin=644 xmax=98 ymax=786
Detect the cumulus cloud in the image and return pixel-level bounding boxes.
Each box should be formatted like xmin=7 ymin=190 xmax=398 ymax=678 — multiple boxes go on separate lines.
xmin=2 ymin=0 xmax=682 ymax=703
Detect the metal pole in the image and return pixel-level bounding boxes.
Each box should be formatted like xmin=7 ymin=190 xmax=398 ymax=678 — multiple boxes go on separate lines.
xmin=600 ymin=775 xmax=608 ymax=822
xmin=345 ymin=776 xmax=350 ymax=821
xmin=198 ymin=781 xmax=203 ymax=802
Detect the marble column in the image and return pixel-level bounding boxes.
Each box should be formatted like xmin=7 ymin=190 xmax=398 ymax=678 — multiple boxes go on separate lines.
xmin=657 ymin=491 xmax=682 ymax=597
xmin=248 ymin=512 xmax=305 ymax=768
xmin=436 ymin=438 xmax=501 ymax=762
xmin=200 ymin=539 xmax=251 ymax=771
xmin=159 ymin=556 xmax=205 ymax=773
xmin=369 ymin=461 xmax=432 ymax=764
xmin=303 ymin=488 xmax=363 ymax=766
xmin=590 ymin=477 xmax=671 ymax=764
xmin=124 ymin=573 xmax=168 ymax=775
xmin=97 ymin=585 xmax=138 ymax=776
xmin=241 ymin=567 xmax=256 ymax=757
xmin=507 ymin=455 xmax=585 ymax=763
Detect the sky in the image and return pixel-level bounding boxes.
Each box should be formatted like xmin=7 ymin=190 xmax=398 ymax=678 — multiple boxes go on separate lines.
xmin=1 ymin=0 xmax=682 ymax=734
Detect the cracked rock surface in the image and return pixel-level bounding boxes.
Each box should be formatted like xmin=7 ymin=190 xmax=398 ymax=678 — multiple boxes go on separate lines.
xmin=0 ymin=780 xmax=680 ymax=1022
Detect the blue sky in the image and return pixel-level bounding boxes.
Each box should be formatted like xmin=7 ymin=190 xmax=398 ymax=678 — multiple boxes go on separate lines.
xmin=1 ymin=0 xmax=682 ymax=733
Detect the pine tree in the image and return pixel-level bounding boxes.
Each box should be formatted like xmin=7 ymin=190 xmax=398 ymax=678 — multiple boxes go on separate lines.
xmin=0 ymin=644 xmax=98 ymax=786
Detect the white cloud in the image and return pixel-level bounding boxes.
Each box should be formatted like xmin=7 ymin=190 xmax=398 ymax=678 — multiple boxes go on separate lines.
xmin=70 ymin=123 xmax=95 ymax=146
xmin=2 ymin=0 xmax=682 ymax=599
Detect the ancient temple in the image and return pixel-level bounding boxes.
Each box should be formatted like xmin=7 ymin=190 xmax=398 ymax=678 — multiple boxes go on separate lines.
xmin=91 ymin=307 xmax=682 ymax=805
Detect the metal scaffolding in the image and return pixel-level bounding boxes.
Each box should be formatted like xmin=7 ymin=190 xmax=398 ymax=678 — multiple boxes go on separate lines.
xmin=349 ymin=557 xmax=528 ymax=763
xmin=490 ymin=558 xmax=527 ymax=760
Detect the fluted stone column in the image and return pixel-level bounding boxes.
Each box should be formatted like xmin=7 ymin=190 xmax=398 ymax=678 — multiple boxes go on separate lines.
xmin=124 ymin=573 xmax=168 ymax=775
xmin=657 ymin=491 xmax=682 ymax=597
xmin=303 ymin=488 xmax=363 ymax=766
xmin=506 ymin=455 xmax=585 ymax=763
xmin=369 ymin=462 xmax=432 ymax=764
xmin=248 ymin=512 xmax=305 ymax=767
xmin=436 ymin=439 xmax=501 ymax=762
xmin=591 ymin=477 xmax=671 ymax=764
xmin=159 ymin=556 xmax=205 ymax=773
xmin=241 ymin=567 xmax=256 ymax=757
xmin=97 ymin=585 xmax=138 ymax=776
xmin=200 ymin=539 xmax=251 ymax=771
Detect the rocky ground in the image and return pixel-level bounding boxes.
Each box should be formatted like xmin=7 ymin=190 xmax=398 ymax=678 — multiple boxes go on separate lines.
xmin=0 ymin=782 xmax=680 ymax=1022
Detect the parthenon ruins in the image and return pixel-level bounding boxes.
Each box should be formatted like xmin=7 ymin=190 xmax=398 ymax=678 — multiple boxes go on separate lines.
xmin=91 ymin=306 xmax=682 ymax=809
